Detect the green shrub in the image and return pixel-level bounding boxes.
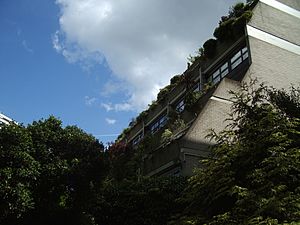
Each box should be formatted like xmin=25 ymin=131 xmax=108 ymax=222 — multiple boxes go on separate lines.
xmin=203 ymin=39 xmax=217 ymax=59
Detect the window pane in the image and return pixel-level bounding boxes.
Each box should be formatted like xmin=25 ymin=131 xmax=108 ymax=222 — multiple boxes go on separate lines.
xmin=242 ymin=46 xmax=248 ymax=53
xmin=231 ymin=51 xmax=242 ymax=63
xmin=220 ymin=62 xmax=228 ymax=72
xmin=221 ymin=68 xmax=229 ymax=78
xmin=193 ymin=83 xmax=200 ymax=92
xmin=176 ymin=100 xmax=185 ymax=113
xmin=213 ymin=76 xmax=220 ymax=84
xmin=133 ymin=133 xmax=143 ymax=145
xmin=212 ymin=70 xmax=220 ymax=79
xmin=231 ymin=58 xmax=242 ymax=70
xmin=160 ymin=116 xmax=168 ymax=128
xmin=242 ymin=52 xmax=249 ymax=60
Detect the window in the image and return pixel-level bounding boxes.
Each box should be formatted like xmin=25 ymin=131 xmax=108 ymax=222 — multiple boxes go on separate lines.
xmin=231 ymin=46 xmax=248 ymax=70
xmin=150 ymin=114 xmax=168 ymax=134
xmin=207 ymin=46 xmax=249 ymax=85
xmin=133 ymin=132 xmax=143 ymax=145
xmin=209 ymin=62 xmax=229 ymax=84
xmin=193 ymin=81 xmax=201 ymax=92
xmin=176 ymin=99 xmax=185 ymax=113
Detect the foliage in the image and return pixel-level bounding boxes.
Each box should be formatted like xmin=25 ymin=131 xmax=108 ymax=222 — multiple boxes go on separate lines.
xmin=0 ymin=123 xmax=39 ymax=221
xmin=189 ymin=1 xmax=254 ymax=63
xmin=214 ymin=2 xmax=253 ymax=42
xmin=106 ymin=141 xmax=139 ymax=181
xmin=157 ymin=85 xmax=173 ymax=102
xmin=187 ymin=49 xmax=203 ymax=64
xmin=136 ymin=110 xmax=149 ymax=123
xmin=213 ymin=17 xmax=236 ymax=42
xmin=203 ymin=39 xmax=217 ymax=59
xmin=0 ymin=116 xmax=108 ymax=225
xmin=185 ymin=91 xmax=203 ymax=110
xmin=161 ymin=128 xmax=173 ymax=144
xmin=92 ymin=176 xmax=187 ymax=225
xmin=185 ymin=83 xmax=213 ymax=110
xmin=175 ymin=82 xmax=300 ymax=225
xmin=116 ymin=127 xmax=131 ymax=142
xmin=229 ymin=2 xmax=245 ymax=18
xmin=170 ymin=75 xmax=183 ymax=85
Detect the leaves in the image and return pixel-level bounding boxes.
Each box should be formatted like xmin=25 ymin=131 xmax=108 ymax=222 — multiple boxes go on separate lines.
xmin=0 ymin=116 xmax=107 ymax=225
xmin=175 ymin=82 xmax=300 ymax=225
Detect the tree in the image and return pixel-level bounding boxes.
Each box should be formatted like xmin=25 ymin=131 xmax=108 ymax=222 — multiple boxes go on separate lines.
xmin=0 ymin=123 xmax=39 ymax=222
xmin=93 ymin=176 xmax=187 ymax=225
xmin=0 ymin=116 xmax=109 ymax=225
xmin=175 ymin=82 xmax=300 ymax=224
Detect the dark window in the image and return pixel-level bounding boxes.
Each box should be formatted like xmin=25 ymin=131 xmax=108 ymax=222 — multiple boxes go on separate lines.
xmin=193 ymin=82 xmax=200 ymax=92
xmin=176 ymin=99 xmax=185 ymax=113
xmin=209 ymin=62 xmax=229 ymax=84
xmin=133 ymin=132 xmax=143 ymax=145
xmin=231 ymin=46 xmax=248 ymax=70
xmin=207 ymin=46 xmax=249 ymax=84
xmin=150 ymin=114 xmax=168 ymax=134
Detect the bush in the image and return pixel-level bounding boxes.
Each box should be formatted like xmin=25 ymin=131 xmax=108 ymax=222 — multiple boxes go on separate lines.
xmin=203 ymin=39 xmax=217 ymax=58
xmin=175 ymin=82 xmax=300 ymax=225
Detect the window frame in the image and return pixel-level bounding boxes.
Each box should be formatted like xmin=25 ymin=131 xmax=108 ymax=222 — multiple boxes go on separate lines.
xmin=176 ymin=99 xmax=185 ymax=113
xmin=207 ymin=46 xmax=249 ymax=84
xmin=150 ymin=114 xmax=168 ymax=134
xmin=132 ymin=132 xmax=143 ymax=145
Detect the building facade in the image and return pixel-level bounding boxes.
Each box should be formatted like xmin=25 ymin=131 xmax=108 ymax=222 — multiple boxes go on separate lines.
xmin=122 ymin=0 xmax=300 ymax=176
xmin=0 ymin=113 xmax=13 ymax=125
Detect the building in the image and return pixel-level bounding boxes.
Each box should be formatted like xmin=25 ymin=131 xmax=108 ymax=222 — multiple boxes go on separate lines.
xmin=121 ymin=0 xmax=300 ymax=176
xmin=0 ymin=113 xmax=14 ymax=125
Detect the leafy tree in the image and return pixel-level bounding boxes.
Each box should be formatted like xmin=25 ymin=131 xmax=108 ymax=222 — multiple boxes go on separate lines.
xmin=0 ymin=123 xmax=39 ymax=222
xmin=106 ymin=141 xmax=141 ymax=181
xmin=175 ymin=82 xmax=300 ymax=224
xmin=93 ymin=176 xmax=187 ymax=225
xmin=0 ymin=116 xmax=108 ymax=225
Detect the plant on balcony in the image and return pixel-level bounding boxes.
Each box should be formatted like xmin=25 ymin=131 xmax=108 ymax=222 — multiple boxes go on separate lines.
xmin=185 ymin=91 xmax=203 ymax=111
xmin=116 ymin=127 xmax=131 ymax=142
xmin=203 ymin=39 xmax=217 ymax=59
xmin=185 ymin=82 xmax=214 ymax=111
xmin=160 ymin=118 xmax=187 ymax=145
xmin=160 ymin=129 xmax=173 ymax=144
xmin=214 ymin=2 xmax=253 ymax=42
xmin=170 ymin=74 xmax=183 ymax=85
xmin=188 ymin=1 xmax=254 ymax=64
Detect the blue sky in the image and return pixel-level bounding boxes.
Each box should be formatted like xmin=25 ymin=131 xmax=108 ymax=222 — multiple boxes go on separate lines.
xmin=0 ymin=0 xmax=238 ymax=144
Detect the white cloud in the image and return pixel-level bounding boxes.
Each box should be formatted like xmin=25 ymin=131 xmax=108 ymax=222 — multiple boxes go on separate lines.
xmin=100 ymin=80 xmax=126 ymax=97
xmin=101 ymin=102 xmax=133 ymax=112
xmin=54 ymin=0 xmax=238 ymax=110
xmin=114 ymin=103 xmax=132 ymax=112
xmin=101 ymin=103 xmax=113 ymax=111
xmin=105 ymin=118 xmax=116 ymax=125
xmin=84 ymin=96 xmax=97 ymax=106
xmin=52 ymin=30 xmax=104 ymax=72
xmin=22 ymin=40 xmax=33 ymax=53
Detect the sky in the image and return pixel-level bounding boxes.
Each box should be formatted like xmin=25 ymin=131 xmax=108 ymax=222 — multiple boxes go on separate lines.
xmin=0 ymin=0 xmax=239 ymax=144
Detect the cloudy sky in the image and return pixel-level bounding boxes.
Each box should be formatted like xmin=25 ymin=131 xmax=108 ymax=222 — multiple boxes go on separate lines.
xmin=0 ymin=0 xmax=239 ymax=144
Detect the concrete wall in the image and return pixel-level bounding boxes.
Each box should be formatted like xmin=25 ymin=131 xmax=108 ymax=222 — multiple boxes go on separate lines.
xmin=244 ymin=37 xmax=300 ymax=89
xmin=276 ymin=0 xmax=300 ymax=11
xmin=179 ymin=78 xmax=240 ymax=175
xmin=244 ymin=0 xmax=300 ymax=89
xmin=249 ymin=1 xmax=300 ymax=46
xmin=183 ymin=78 xmax=240 ymax=145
